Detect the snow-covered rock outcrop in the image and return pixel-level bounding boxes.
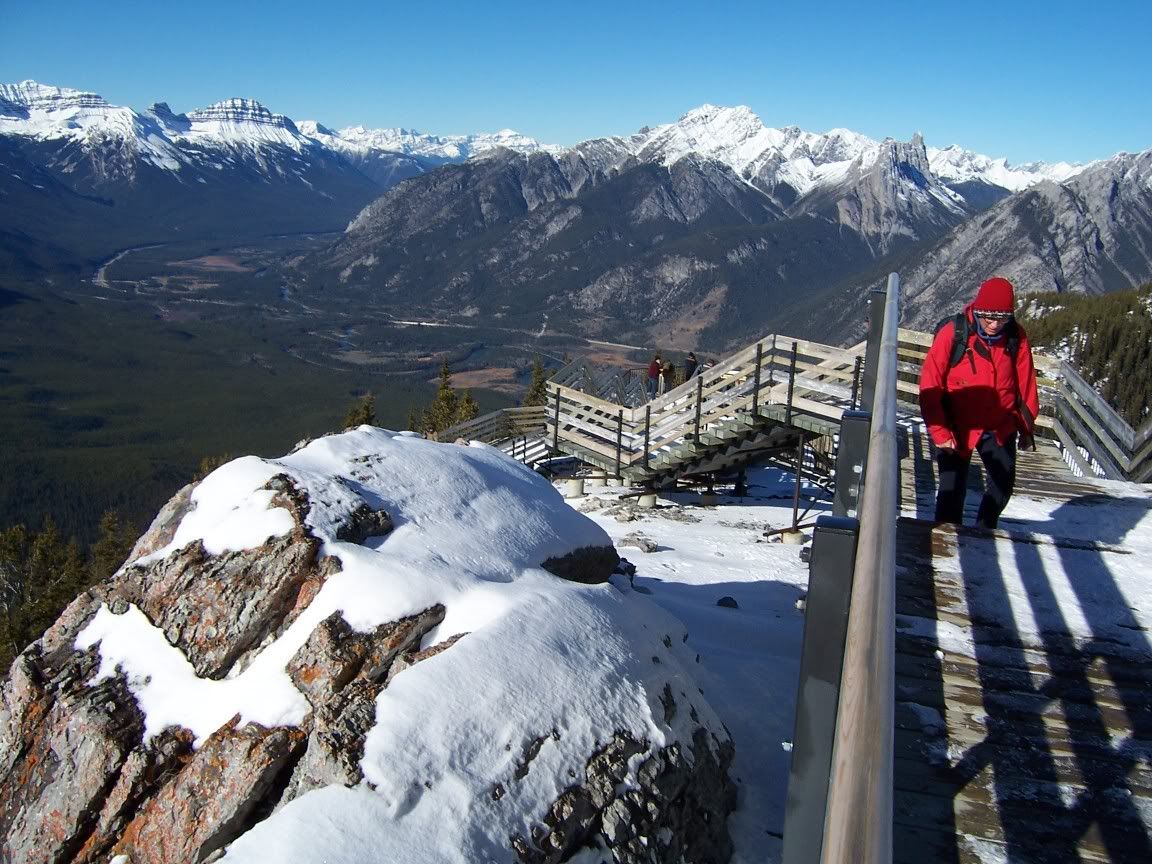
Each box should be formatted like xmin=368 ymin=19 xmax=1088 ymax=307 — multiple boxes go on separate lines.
xmin=0 ymin=428 xmax=736 ymax=864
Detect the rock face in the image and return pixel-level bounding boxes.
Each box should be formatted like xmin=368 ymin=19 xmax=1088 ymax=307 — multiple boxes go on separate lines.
xmin=903 ymin=150 xmax=1152 ymax=328
xmin=0 ymin=430 xmax=736 ymax=863
xmin=0 ymin=471 xmax=402 ymax=864
xmin=513 ymin=728 xmax=736 ymax=864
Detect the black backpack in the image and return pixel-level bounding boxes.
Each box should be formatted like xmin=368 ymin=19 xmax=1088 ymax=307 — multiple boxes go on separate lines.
xmin=933 ymin=312 xmax=1020 ymax=369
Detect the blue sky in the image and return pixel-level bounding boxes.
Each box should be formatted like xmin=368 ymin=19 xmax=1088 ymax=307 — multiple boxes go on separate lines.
xmin=2 ymin=0 xmax=1148 ymax=164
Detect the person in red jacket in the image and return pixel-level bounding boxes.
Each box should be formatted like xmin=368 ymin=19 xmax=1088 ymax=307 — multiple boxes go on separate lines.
xmin=918 ymin=276 xmax=1040 ymax=529
xmin=646 ymin=353 xmax=662 ymax=400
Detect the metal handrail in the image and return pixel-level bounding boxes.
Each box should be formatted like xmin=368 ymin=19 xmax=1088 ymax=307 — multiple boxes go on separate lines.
xmin=820 ymin=273 xmax=900 ymax=863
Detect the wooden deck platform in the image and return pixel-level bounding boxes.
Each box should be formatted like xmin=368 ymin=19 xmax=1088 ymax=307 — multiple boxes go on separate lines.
xmin=892 ymin=430 xmax=1152 ymax=862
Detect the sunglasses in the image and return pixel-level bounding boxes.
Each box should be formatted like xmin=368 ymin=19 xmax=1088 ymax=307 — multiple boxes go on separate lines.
xmin=974 ymin=310 xmax=1013 ymax=322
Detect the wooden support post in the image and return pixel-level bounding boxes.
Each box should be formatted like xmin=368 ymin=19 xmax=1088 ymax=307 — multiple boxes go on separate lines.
xmin=551 ymin=387 xmax=561 ymax=451
xmin=752 ymin=341 xmax=763 ymax=417
xmin=615 ymin=409 xmax=624 ymax=480
xmin=693 ymin=376 xmax=703 ymax=443
xmin=769 ymin=334 xmax=777 ymax=388
xmin=786 ymin=340 xmax=799 ymax=425
xmin=644 ymin=405 xmax=651 ymax=468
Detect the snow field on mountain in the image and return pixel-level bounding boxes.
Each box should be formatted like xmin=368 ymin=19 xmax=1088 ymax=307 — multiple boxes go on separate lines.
xmin=1 ymin=80 xmax=1090 ymax=193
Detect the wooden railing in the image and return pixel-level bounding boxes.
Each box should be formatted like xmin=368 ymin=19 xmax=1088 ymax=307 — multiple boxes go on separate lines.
xmin=435 ymin=405 xmax=549 ymax=445
xmin=543 ymin=335 xmax=865 ymax=475
xmin=437 ymin=314 xmax=1147 ymax=488
xmin=1047 ymin=361 xmax=1152 ymax=482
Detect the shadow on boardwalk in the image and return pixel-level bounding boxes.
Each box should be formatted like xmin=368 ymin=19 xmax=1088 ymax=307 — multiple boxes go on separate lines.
xmin=895 ymin=493 xmax=1152 ymax=863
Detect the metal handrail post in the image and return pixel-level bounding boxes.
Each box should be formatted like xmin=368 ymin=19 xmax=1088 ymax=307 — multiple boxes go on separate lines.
xmin=859 ymin=289 xmax=887 ymax=413
xmin=781 ymin=514 xmax=861 ymax=864
xmin=832 ymin=410 xmax=872 ymax=518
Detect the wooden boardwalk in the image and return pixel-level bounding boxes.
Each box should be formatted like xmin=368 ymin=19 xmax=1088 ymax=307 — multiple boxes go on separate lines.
xmin=893 ymin=428 xmax=1152 ymax=862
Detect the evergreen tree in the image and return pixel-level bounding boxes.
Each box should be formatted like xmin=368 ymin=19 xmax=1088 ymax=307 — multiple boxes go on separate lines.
xmin=0 ymin=524 xmax=31 ymax=667
xmin=423 ymin=361 xmax=460 ymax=434
xmin=408 ymin=361 xmax=484 ymax=436
xmin=456 ymin=390 xmax=480 ymax=425
xmin=88 ymin=510 xmax=135 ymax=584
xmin=343 ymin=392 xmax=377 ymax=428
xmin=1019 ymin=283 xmax=1152 ymax=428
xmin=0 ymin=518 xmax=86 ymax=670
xmin=195 ymin=453 xmax=234 ymax=481
xmin=522 ymin=355 xmax=549 ymax=407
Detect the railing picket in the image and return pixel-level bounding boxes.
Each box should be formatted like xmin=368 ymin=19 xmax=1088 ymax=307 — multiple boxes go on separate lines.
xmin=552 ymin=387 xmax=561 ymax=451
xmin=769 ymin=334 xmax=777 ymax=389
xmin=615 ymin=410 xmax=624 ymax=480
xmin=644 ymin=405 xmax=651 ymax=469
xmin=786 ymin=340 xmax=798 ymax=425
xmin=693 ymin=376 xmax=703 ymax=443
xmin=752 ymin=341 xmax=763 ymax=417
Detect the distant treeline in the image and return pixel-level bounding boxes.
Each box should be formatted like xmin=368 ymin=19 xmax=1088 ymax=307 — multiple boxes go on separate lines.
xmin=0 ymin=364 xmax=490 ymax=671
xmin=1019 ymin=283 xmax=1152 ymax=428
xmin=0 ymin=511 xmax=136 ymax=671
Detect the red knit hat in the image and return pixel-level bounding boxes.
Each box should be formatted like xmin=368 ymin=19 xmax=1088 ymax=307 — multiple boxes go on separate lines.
xmin=973 ymin=277 xmax=1015 ymax=313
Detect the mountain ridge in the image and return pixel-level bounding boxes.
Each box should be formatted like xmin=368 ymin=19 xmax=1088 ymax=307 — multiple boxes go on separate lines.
xmin=1 ymin=80 xmax=1091 ymax=199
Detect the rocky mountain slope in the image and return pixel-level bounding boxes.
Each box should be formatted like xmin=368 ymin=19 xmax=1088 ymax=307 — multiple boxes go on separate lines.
xmin=285 ymin=125 xmax=1002 ymax=348
xmin=0 ymin=428 xmax=736 ymax=864
xmin=903 ymin=150 xmax=1152 ymax=329
xmin=7 ymin=80 xmax=1148 ymax=348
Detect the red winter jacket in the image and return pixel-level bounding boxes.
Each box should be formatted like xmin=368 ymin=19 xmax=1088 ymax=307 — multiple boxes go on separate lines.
xmin=918 ymin=304 xmax=1040 ymax=456
xmin=647 ymin=359 xmax=660 ymax=380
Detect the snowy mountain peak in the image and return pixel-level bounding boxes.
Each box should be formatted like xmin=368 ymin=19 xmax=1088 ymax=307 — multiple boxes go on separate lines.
xmin=297 ymin=119 xmax=336 ymax=137
xmin=330 ymin=124 xmax=552 ymax=161
xmin=186 ymin=98 xmax=299 ymax=132
xmin=0 ymin=80 xmax=110 ymax=116
xmin=0 ymin=80 xmax=140 ymax=148
xmin=927 ymin=143 xmax=1089 ymax=192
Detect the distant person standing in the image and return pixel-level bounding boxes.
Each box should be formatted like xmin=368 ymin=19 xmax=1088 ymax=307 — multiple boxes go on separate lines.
xmin=647 ymin=354 xmax=661 ymax=400
xmin=918 ymin=276 xmax=1039 ymax=529
xmin=660 ymin=359 xmax=675 ymax=394
xmin=684 ymin=351 xmax=698 ymax=380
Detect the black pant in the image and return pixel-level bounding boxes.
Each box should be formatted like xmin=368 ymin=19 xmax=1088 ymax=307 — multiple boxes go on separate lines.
xmin=934 ymin=432 xmax=1017 ymax=529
